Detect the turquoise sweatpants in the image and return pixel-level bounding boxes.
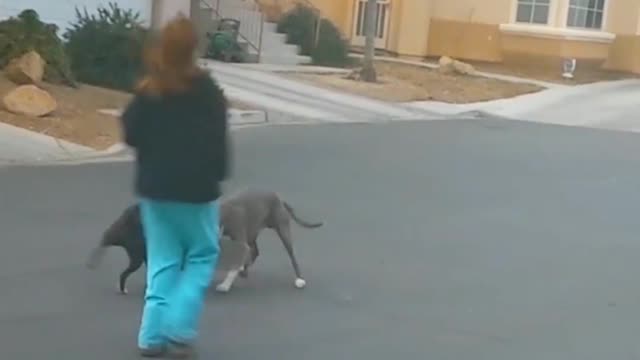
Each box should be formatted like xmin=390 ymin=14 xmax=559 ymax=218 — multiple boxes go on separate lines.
xmin=137 ymin=198 xmax=220 ymax=349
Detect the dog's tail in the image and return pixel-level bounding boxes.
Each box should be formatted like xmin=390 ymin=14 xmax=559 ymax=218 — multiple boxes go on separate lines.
xmin=86 ymin=231 xmax=113 ymax=269
xmin=283 ymin=201 xmax=323 ymax=229
xmin=86 ymin=245 xmax=107 ymax=270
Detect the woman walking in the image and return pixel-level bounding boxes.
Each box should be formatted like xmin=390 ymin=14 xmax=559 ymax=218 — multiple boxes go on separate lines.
xmin=120 ymin=15 xmax=230 ymax=358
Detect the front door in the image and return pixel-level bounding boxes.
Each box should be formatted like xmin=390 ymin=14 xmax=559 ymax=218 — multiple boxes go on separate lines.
xmin=351 ymin=0 xmax=390 ymax=48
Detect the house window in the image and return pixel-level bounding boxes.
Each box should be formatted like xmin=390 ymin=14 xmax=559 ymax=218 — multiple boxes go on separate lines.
xmin=516 ymin=0 xmax=551 ymax=24
xmin=567 ymin=0 xmax=605 ymax=29
xmin=355 ymin=0 xmax=389 ymax=39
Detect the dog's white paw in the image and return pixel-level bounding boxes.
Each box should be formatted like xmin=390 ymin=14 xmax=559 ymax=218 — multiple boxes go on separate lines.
xmin=118 ymin=283 xmax=128 ymax=295
xmin=216 ymin=283 xmax=231 ymax=293
xmin=294 ymin=278 xmax=307 ymax=289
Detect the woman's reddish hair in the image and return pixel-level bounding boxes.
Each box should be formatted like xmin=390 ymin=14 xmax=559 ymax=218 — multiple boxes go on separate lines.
xmin=136 ymin=15 xmax=205 ymax=96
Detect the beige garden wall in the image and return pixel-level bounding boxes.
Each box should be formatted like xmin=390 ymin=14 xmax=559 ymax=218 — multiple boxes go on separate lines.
xmin=386 ymin=0 xmax=430 ymax=57
xmin=603 ymin=0 xmax=640 ymax=35
xmin=431 ymin=0 xmax=511 ymax=24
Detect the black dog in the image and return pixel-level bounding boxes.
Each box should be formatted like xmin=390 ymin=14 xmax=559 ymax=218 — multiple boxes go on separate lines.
xmin=86 ymin=205 xmax=146 ymax=294
xmin=87 ymin=190 xmax=323 ymax=294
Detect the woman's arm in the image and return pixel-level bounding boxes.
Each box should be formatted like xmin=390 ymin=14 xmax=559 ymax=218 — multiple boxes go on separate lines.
xmin=206 ymin=78 xmax=231 ymax=181
xmin=120 ymin=95 xmax=145 ymax=148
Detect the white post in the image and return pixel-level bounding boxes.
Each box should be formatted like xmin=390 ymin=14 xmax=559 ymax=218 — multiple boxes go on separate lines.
xmin=150 ymin=0 xmax=164 ymax=30
xmin=153 ymin=0 xmax=191 ymax=28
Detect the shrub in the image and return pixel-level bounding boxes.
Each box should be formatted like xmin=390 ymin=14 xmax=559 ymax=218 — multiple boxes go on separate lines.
xmin=0 ymin=9 xmax=75 ymax=86
xmin=64 ymin=2 xmax=148 ymax=91
xmin=311 ymin=18 xmax=351 ymax=67
xmin=277 ymin=5 xmax=349 ymax=67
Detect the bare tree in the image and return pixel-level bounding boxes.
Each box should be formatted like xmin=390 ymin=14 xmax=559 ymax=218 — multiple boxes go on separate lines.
xmin=360 ymin=0 xmax=377 ymax=82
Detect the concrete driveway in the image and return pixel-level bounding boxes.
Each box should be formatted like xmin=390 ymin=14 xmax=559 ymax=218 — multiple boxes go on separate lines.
xmin=410 ymin=79 xmax=640 ymax=133
xmin=2 ymin=119 xmax=640 ymax=359
xmin=201 ymin=60 xmax=439 ymax=123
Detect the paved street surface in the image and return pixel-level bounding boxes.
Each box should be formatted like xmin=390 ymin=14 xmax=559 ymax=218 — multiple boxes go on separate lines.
xmin=3 ymin=119 xmax=640 ymax=359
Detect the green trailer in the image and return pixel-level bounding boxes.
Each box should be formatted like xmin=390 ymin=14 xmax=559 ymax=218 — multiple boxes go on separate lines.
xmin=205 ymin=18 xmax=248 ymax=63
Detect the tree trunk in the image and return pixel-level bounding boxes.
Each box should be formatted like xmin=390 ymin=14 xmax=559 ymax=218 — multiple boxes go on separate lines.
xmin=360 ymin=0 xmax=377 ymax=82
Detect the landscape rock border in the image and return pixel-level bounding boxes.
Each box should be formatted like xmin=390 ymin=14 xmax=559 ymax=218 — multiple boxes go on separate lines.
xmin=4 ymin=51 xmax=46 ymax=85
xmin=2 ymin=84 xmax=58 ymax=117
xmin=2 ymin=51 xmax=58 ymax=117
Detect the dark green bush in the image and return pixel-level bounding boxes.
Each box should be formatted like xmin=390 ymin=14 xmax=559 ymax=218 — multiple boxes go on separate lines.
xmin=0 ymin=9 xmax=75 ymax=85
xmin=277 ymin=5 xmax=349 ymax=67
xmin=64 ymin=2 xmax=148 ymax=91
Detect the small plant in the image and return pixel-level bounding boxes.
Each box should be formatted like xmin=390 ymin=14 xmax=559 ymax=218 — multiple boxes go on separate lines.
xmin=0 ymin=9 xmax=75 ymax=85
xmin=64 ymin=2 xmax=148 ymax=90
xmin=277 ymin=5 xmax=349 ymax=67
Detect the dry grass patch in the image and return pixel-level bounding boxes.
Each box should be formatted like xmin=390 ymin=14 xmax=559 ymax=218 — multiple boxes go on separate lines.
xmin=289 ymin=61 xmax=543 ymax=103
xmin=0 ymin=77 xmax=253 ymax=149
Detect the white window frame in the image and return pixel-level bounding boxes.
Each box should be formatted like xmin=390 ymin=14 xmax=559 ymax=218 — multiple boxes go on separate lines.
xmin=503 ymin=0 xmax=615 ymax=43
xmin=351 ymin=0 xmax=391 ymax=49
xmin=566 ymin=0 xmax=607 ymax=30
xmin=514 ymin=0 xmax=552 ymax=25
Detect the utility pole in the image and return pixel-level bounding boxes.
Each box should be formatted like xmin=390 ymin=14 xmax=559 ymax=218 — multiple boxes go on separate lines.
xmin=151 ymin=0 xmax=164 ymax=31
xmin=360 ymin=0 xmax=377 ymax=82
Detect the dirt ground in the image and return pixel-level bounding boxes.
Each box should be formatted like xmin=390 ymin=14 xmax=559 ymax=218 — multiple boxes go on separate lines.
xmin=0 ymin=77 xmax=130 ymax=150
xmin=289 ymin=61 xmax=543 ymax=104
xmin=0 ymin=77 xmax=253 ymax=150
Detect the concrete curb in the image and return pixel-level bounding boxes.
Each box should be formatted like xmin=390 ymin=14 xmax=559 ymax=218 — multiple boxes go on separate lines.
xmin=228 ymin=108 xmax=268 ymax=125
xmin=227 ymin=63 xmax=351 ymax=75
xmin=98 ymin=107 xmax=269 ymax=126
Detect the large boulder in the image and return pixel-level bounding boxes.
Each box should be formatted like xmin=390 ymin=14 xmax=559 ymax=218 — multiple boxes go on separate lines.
xmin=438 ymin=56 xmax=476 ymax=76
xmin=4 ymin=51 xmax=46 ymax=85
xmin=438 ymin=56 xmax=455 ymax=73
xmin=2 ymin=85 xmax=57 ymax=117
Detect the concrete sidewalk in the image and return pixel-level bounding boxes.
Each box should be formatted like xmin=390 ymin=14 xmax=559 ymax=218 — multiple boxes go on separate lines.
xmin=409 ymin=79 xmax=640 ymax=133
xmin=200 ymin=60 xmax=439 ymax=123
xmin=0 ymin=108 xmax=271 ymax=166
xmin=0 ymin=122 xmax=95 ymax=164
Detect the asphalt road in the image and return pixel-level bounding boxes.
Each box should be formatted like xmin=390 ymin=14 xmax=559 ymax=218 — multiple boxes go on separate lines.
xmin=2 ymin=119 xmax=640 ymax=359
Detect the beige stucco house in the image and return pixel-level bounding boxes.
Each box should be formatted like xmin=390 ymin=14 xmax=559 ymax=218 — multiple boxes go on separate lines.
xmin=258 ymin=0 xmax=640 ymax=73
xmin=4 ymin=0 xmax=638 ymax=70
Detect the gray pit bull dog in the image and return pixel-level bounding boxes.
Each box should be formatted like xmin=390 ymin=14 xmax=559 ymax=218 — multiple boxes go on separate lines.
xmin=87 ymin=189 xmax=323 ymax=293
